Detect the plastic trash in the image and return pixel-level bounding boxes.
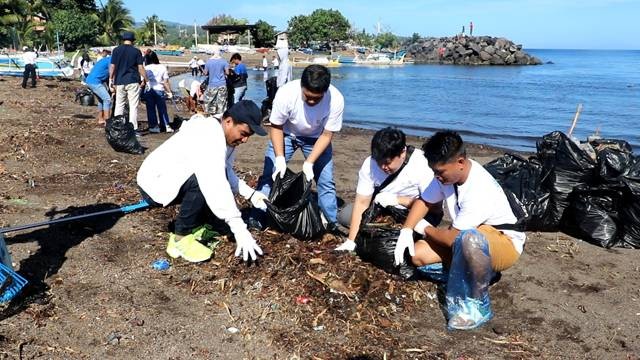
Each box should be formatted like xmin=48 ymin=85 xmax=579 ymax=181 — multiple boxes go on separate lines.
xmin=151 ymin=258 xmax=170 ymax=271
xmin=620 ymin=157 xmax=640 ymax=248
xmin=416 ymin=263 xmax=448 ymax=283
xmin=266 ymin=169 xmax=325 ymax=240
xmin=445 ymin=229 xmax=494 ymax=330
xmin=105 ymin=114 xmax=145 ymax=155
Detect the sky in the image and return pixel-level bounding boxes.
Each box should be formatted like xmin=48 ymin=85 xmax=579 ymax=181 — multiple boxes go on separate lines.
xmin=122 ymin=0 xmax=640 ymax=49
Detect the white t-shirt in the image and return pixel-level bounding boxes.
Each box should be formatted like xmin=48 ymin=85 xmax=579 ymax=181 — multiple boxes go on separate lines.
xmin=420 ymin=159 xmax=526 ymax=254
xmin=188 ymin=59 xmax=198 ymax=68
xmin=22 ymin=51 xmax=37 ymax=65
xmin=269 ymin=79 xmax=344 ymax=138
xmin=137 ymin=114 xmax=247 ymax=236
xmin=145 ymin=64 xmax=169 ymax=91
xmin=356 ymin=149 xmax=433 ymax=208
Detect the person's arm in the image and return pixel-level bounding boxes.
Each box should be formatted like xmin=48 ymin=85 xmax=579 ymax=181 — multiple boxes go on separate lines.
xmin=424 ymin=226 xmax=459 ymax=248
xmin=347 ymin=194 xmax=373 ymax=241
xmin=270 ymin=124 xmax=285 ymax=157
xmin=138 ymin=64 xmax=148 ymax=85
xmin=306 ymin=129 xmax=333 ymax=164
xmin=403 ymin=197 xmax=430 ymax=230
xmin=108 ymin=63 xmax=115 ymax=91
xmin=398 ymin=196 xmax=418 ymax=208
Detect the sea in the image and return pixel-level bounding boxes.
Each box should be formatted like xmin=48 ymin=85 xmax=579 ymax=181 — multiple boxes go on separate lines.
xmin=175 ymin=49 xmax=640 ymax=152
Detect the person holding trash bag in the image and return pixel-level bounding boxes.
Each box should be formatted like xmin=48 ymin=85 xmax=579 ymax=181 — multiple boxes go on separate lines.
xmin=254 ymin=64 xmax=344 ymax=233
xmin=137 ymin=100 xmax=268 ymax=263
xmin=395 ymin=131 xmax=526 ymax=330
xmin=334 ymin=127 xmax=439 ymax=251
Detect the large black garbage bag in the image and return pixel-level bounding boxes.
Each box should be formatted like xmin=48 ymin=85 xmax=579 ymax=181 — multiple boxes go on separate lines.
xmin=355 ymin=204 xmax=421 ymax=280
xmin=484 ymin=153 xmax=549 ymax=231
xmin=536 ymin=131 xmax=597 ymax=230
xmin=561 ymin=185 xmax=623 ymax=248
xmin=619 ymin=157 xmax=640 ymax=248
xmin=266 ymin=169 xmax=325 ymax=240
xmin=260 ymin=77 xmax=278 ymax=122
xmin=105 ymin=114 xmax=145 ymax=155
xmin=596 ymin=147 xmax=634 ymax=183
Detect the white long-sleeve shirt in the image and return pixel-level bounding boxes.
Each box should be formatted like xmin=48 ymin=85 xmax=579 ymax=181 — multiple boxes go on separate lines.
xmin=137 ymin=114 xmax=250 ymax=235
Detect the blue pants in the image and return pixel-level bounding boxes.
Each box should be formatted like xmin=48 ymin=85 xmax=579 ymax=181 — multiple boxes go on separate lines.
xmin=257 ymin=134 xmax=338 ymax=223
xmin=143 ymin=89 xmax=170 ymax=128
xmin=87 ymin=82 xmax=111 ymax=111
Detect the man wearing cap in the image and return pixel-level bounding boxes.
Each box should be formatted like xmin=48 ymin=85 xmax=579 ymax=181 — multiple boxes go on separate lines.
xmin=137 ymin=100 xmax=268 ymax=263
xmin=21 ymin=46 xmax=37 ymax=89
xmin=109 ymin=31 xmax=148 ymax=132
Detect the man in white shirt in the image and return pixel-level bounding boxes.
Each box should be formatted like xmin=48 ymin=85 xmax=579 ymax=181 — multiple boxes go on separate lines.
xmin=137 ymin=100 xmax=269 ymax=263
xmin=334 ymin=127 xmax=440 ymax=251
xmin=254 ymin=65 xmax=344 ymax=233
xmin=395 ymin=131 xmax=526 ymax=330
xmin=21 ymin=46 xmax=38 ymax=89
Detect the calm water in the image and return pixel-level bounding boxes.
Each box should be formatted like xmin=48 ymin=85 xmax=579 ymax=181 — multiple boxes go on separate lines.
xmin=176 ymin=49 xmax=640 ymax=151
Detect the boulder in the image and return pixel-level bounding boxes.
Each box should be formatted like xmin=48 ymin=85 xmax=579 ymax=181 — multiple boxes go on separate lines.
xmin=479 ymin=51 xmax=492 ymax=61
xmin=469 ymin=42 xmax=482 ymax=54
xmin=484 ymin=45 xmax=496 ymax=55
xmin=495 ymin=38 xmax=509 ymax=49
xmin=490 ymin=54 xmax=505 ymax=65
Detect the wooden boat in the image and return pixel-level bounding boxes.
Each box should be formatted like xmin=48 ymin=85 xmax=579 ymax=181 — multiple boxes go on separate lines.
xmin=291 ymin=56 xmax=341 ymax=68
xmin=0 ymin=54 xmax=74 ymax=78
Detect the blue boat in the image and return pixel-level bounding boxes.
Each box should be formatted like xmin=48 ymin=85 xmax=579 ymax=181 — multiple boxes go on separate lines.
xmin=0 ymin=54 xmax=74 ymax=78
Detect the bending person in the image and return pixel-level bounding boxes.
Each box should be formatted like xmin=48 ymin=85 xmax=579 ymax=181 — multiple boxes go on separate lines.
xmin=395 ymin=131 xmax=526 ymax=330
xmin=335 ymin=127 xmax=440 ymax=251
xmin=137 ymin=100 xmax=269 ymax=263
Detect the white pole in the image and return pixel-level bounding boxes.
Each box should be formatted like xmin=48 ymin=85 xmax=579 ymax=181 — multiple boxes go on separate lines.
xmin=153 ymin=22 xmax=157 ymax=46
xmin=247 ymin=29 xmax=251 ymax=48
xmin=194 ymin=21 xmax=198 ymax=47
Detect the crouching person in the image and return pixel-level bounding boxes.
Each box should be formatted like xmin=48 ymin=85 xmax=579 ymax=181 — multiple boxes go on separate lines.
xmin=395 ymin=131 xmax=526 ymax=330
xmin=137 ymin=100 xmax=269 ymax=262
xmin=334 ymin=127 xmax=441 ymax=251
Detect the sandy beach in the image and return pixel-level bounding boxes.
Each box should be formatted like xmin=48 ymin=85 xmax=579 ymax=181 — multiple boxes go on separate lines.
xmin=0 ymin=76 xmax=638 ymax=359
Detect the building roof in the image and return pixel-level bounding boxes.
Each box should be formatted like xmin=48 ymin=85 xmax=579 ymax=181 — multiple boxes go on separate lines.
xmin=200 ymin=24 xmax=257 ymax=34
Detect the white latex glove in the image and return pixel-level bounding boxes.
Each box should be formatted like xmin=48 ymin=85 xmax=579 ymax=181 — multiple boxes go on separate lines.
xmin=234 ymin=230 xmax=263 ymax=262
xmin=166 ymin=92 xmax=173 ymax=99
xmin=413 ymin=219 xmax=433 ymax=236
xmin=374 ymin=192 xmax=399 ymax=207
xmin=394 ymin=228 xmax=415 ymax=266
xmin=249 ymin=191 xmax=268 ymax=211
xmin=272 ymin=156 xmax=286 ymax=181
xmin=334 ymin=239 xmax=356 ymax=252
xmin=302 ymin=161 xmax=314 ymax=182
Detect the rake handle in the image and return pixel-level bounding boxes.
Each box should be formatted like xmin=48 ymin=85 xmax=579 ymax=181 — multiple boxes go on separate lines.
xmin=0 ymin=200 xmax=149 ymax=234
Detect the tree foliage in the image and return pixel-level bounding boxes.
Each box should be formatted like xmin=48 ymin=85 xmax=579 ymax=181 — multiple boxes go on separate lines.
xmin=374 ymin=31 xmax=398 ymax=50
xmin=287 ymin=8 xmax=349 ymax=47
xmin=97 ymin=0 xmax=133 ymax=45
xmin=51 ymin=6 xmax=98 ymax=49
xmin=206 ymin=13 xmax=247 ymax=26
xmin=253 ymin=19 xmax=275 ymax=48
xmin=136 ymin=14 xmax=167 ymax=45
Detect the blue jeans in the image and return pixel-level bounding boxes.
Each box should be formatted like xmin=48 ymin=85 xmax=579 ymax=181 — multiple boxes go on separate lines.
xmin=233 ymin=86 xmax=247 ymax=103
xmin=257 ymin=134 xmax=338 ymax=223
xmin=87 ymin=82 xmax=111 ymax=111
xmin=143 ymin=89 xmax=170 ymax=128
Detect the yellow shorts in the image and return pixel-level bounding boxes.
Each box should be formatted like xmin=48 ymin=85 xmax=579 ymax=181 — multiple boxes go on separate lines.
xmin=477 ymin=224 xmax=520 ymax=272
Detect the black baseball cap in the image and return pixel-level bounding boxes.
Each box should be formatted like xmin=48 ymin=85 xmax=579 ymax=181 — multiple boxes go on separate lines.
xmin=121 ymin=31 xmax=135 ymax=41
xmin=228 ymin=100 xmax=266 ymax=136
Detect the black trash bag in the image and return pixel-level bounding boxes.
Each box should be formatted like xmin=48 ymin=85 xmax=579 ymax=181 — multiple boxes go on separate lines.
xmin=589 ymin=138 xmax=633 ymax=154
xmin=619 ymin=157 xmax=640 ymax=248
xmin=260 ymin=77 xmax=278 ymax=122
xmin=561 ymin=185 xmax=623 ymax=248
xmin=484 ymin=153 xmax=549 ymax=231
xmin=536 ymin=131 xmax=597 ymax=230
xmin=266 ymin=169 xmax=325 ymax=240
xmin=105 ymin=114 xmax=145 ymax=155
xmin=354 ymin=203 xmax=445 ymax=281
xmin=75 ymin=88 xmax=95 ymax=106
xmin=596 ymin=147 xmax=634 ymax=183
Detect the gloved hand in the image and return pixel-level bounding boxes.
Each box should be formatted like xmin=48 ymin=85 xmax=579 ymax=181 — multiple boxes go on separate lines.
xmin=394 ymin=228 xmax=415 ymax=266
xmin=374 ymin=192 xmax=399 ymax=207
xmin=234 ymin=230 xmax=263 ymax=262
xmin=413 ymin=218 xmax=432 ymax=235
xmin=249 ymin=191 xmax=268 ymax=211
xmin=166 ymin=91 xmax=173 ymax=99
xmin=302 ymin=161 xmax=314 ymax=182
xmin=334 ymin=239 xmax=356 ymax=252
xmin=272 ymin=156 xmax=287 ymax=181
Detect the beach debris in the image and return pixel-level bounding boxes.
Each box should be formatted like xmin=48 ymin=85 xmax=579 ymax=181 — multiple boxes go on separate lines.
xmin=295 ymin=295 xmax=312 ymax=305
xmin=151 ymin=258 xmax=170 ymax=271
xmin=225 ymin=327 xmax=240 ymax=334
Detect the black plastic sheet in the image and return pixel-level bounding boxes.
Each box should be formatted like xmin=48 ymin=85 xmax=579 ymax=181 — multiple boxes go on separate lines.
xmin=619 ymin=157 xmax=640 ymax=248
xmin=561 ymin=185 xmax=623 ymax=248
xmin=596 ymin=147 xmax=634 ymax=183
xmin=105 ymin=115 xmax=145 ymax=155
xmin=266 ymin=169 xmax=325 ymax=240
xmin=536 ymin=131 xmax=597 ymax=230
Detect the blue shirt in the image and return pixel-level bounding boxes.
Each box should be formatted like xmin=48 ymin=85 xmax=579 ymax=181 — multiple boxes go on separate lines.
xmin=110 ymin=44 xmax=143 ymax=85
xmin=205 ymin=58 xmax=228 ymax=88
xmin=85 ymin=56 xmax=111 ymax=85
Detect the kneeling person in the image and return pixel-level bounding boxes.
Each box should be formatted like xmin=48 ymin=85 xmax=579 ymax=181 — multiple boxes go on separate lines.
xmin=335 ymin=127 xmax=439 ymax=251
xmin=137 ymin=100 xmax=268 ymax=262
xmin=395 ymin=131 xmax=526 ymax=330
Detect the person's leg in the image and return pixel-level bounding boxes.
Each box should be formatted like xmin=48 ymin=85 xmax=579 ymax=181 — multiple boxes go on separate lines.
xmin=337 ymin=203 xmax=353 ymax=228
xmin=412 ymin=240 xmax=451 ymax=267
xmin=155 ymin=90 xmax=171 ymax=129
xmin=144 ymin=90 xmax=159 ymax=130
xmin=22 ymin=65 xmax=29 ymax=88
xmin=217 ymin=85 xmax=228 ymax=114
xmin=477 ymin=225 xmax=520 ymax=272
xmin=174 ymin=175 xmax=207 ymax=235
xmin=203 ymin=87 xmax=215 ymax=115
xmin=126 ymin=83 xmax=141 ymax=130
xmin=300 ymin=138 xmax=338 ymax=223
xmin=233 ymin=86 xmax=246 ymax=103
xmin=113 ymin=84 xmax=126 ymax=116
xmin=30 ymin=66 xmax=36 ymax=87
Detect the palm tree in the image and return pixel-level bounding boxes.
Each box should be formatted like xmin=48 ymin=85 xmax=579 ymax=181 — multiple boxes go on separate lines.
xmin=138 ymin=14 xmax=166 ymax=45
xmin=97 ymin=0 xmax=133 ymax=45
